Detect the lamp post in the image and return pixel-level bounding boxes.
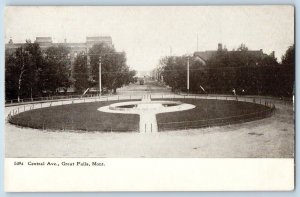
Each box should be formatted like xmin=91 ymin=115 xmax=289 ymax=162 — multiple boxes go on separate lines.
xmin=99 ymin=56 xmax=102 ymax=97
xmin=187 ymin=57 xmax=190 ymax=95
xmin=97 ymin=52 xmax=122 ymax=97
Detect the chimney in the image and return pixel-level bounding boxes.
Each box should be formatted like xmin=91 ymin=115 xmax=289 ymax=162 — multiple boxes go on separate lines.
xmin=218 ymin=43 xmax=222 ymax=51
xmin=260 ymin=49 xmax=263 ymax=53
xmin=64 ymin=38 xmax=67 ymax=43
xmin=8 ymin=37 xmax=13 ymax=44
xmin=271 ymin=51 xmax=275 ymax=57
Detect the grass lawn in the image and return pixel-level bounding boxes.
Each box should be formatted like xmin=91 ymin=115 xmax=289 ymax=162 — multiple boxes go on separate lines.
xmin=9 ymin=100 xmax=139 ymax=132
xmin=156 ymin=98 xmax=273 ymax=131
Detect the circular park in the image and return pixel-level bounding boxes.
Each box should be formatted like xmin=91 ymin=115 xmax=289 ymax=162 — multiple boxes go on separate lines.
xmin=8 ymin=96 xmax=275 ymax=133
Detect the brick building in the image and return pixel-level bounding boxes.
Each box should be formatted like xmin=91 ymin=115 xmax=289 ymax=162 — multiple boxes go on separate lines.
xmin=6 ymin=36 xmax=113 ymax=56
xmin=6 ymin=36 xmax=113 ymax=92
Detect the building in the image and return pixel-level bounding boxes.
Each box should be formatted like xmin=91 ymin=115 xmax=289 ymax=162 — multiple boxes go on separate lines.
xmin=152 ymin=43 xmax=274 ymax=84
xmin=193 ymin=43 xmax=270 ymax=65
xmin=6 ymin=36 xmax=114 ymax=92
xmin=6 ymin=36 xmax=113 ymax=69
xmin=86 ymin=36 xmax=112 ymax=48
xmin=6 ymin=36 xmax=113 ymax=56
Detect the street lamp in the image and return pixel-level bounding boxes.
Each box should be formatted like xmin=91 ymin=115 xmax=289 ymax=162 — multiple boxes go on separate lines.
xmin=97 ymin=52 xmax=122 ymax=97
xmin=187 ymin=57 xmax=190 ymax=95
xmin=99 ymin=56 xmax=102 ymax=97
xmin=186 ymin=54 xmax=202 ymax=95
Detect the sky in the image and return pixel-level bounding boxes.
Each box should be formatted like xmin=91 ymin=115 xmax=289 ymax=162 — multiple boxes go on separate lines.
xmin=5 ymin=6 xmax=294 ymax=71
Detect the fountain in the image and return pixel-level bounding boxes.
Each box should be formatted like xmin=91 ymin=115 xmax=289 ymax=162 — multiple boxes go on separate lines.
xmin=98 ymin=96 xmax=195 ymax=133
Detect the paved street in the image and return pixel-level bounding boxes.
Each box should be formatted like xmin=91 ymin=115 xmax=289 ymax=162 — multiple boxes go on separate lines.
xmin=5 ymin=81 xmax=294 ymax=158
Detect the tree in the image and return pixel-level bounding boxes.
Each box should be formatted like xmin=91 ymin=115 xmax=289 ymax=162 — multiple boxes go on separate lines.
xmin=89 ymin=43 xmax=114 ymax=88
xmin=159 ymin=43 xmax=287 ymax=96
xmin=161 ymin=56 xmax=191 ymax=92
xmin=73 ymin=53 xmax=89 ymax=93
xmin=5 ymin=49 xmax=18 ymax=100
xmin=159 ymin=55 xmax=208 ymax=93
xmin=5 ymin=41 xmax=44 ymax=101
xmin=282 ymin=44 xmax=295 ymax=65
xmin=279 ymin=44 xmax=295 ymax=97
xmin=42 ymin=45 xmax=71 ymax=94
xmin=89 ymin=43 xmax=135 ymax=93
xmin=127 ymin=70 xmax=137 ymax=84
xmin=204 ymin=44 xmax=283 ymax=95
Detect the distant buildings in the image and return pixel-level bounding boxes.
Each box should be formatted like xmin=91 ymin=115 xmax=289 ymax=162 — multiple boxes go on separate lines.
xmin=6 ymin=36 xmax=113 ymax=55
xmin=137 ymin=70 xmax=150 ymax=78
xmin=6 ymin=36 xmax=113 ymax=71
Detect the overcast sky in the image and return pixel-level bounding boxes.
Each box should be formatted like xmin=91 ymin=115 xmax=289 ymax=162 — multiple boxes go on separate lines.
xmin=5 ymin=6 xmax=294 ymax=71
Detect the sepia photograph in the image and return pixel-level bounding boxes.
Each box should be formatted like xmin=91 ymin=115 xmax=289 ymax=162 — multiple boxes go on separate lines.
xmin=3 ymin=5 xmax=295 ymax=191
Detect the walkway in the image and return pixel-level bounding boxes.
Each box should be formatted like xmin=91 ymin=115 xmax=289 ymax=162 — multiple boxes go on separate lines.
xmin=139 ymin=95 xmax=158 ymax=133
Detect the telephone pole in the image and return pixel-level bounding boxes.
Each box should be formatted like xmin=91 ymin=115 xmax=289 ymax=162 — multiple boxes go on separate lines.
xmin=99 ymin=56 xmax=102 ymax=97
xmin=197 ymin=34 xmax=199 ymax=51
xmin=187 ymin=57 xmax=190 ymax=95
xmin=97 ymin=52 xmax=122 ymax=97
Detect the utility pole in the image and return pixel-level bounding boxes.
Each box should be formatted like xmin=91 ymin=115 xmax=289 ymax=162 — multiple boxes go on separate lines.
xmin=187 ymin=57 xmax=190 ymax=95
xmin=99 ymin=56 xmax=102 ymax=97
xmin=197 ymin=34 xmax=199 ymax=51
xmin=97 ymin=52 xmax=122 ymax=97
xmin=86 ymin=48 xmax=89 ymax=77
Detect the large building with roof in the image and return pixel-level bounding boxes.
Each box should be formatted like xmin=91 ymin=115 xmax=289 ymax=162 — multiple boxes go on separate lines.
xmin=5 ymin=36 xmax=114 ymax=92
xmin=152 ymin=43 xmax=274 ymax=82
xmin=193 ymin=43 xmax=272 ymax=65
xmin=6 ymin=36 xmax=113 ymax=54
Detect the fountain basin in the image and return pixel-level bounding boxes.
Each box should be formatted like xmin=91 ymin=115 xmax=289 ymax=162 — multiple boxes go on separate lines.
xmin=98 ymin=100 xmax=195 ymax=133
xmin=104 ymin=100 xmax=190 ymax=114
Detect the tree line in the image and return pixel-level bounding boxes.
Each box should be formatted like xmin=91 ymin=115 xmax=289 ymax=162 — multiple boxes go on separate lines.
xmin=5 ymin=40 xmax=136 ymax=101
xmin=159 ymin=44 xmax=295 ymax=98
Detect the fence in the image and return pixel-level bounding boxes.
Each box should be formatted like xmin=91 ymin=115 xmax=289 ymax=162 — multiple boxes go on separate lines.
xmin=6 ymin=93 xmax=282 ymax=132
xmin=5 ymin=93 xmax=100 ymax=106
xmin=5 ymin=92 xmax=292 ymax=107
xmin=157 ymin=106 xmax=275 ymax=131
xmin=6 ymin=94 xmax=144 ymax=118
xmin=6 ymin=95 xmax=142 ymax=132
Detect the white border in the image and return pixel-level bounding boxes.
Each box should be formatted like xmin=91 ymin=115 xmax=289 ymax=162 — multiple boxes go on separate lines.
xmin=5 ymin=158 xmax=294 ymax=192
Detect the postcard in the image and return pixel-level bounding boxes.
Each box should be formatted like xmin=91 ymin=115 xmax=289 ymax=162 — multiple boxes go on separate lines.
xmin=4 ymin=5 xmax=294 ymax=191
